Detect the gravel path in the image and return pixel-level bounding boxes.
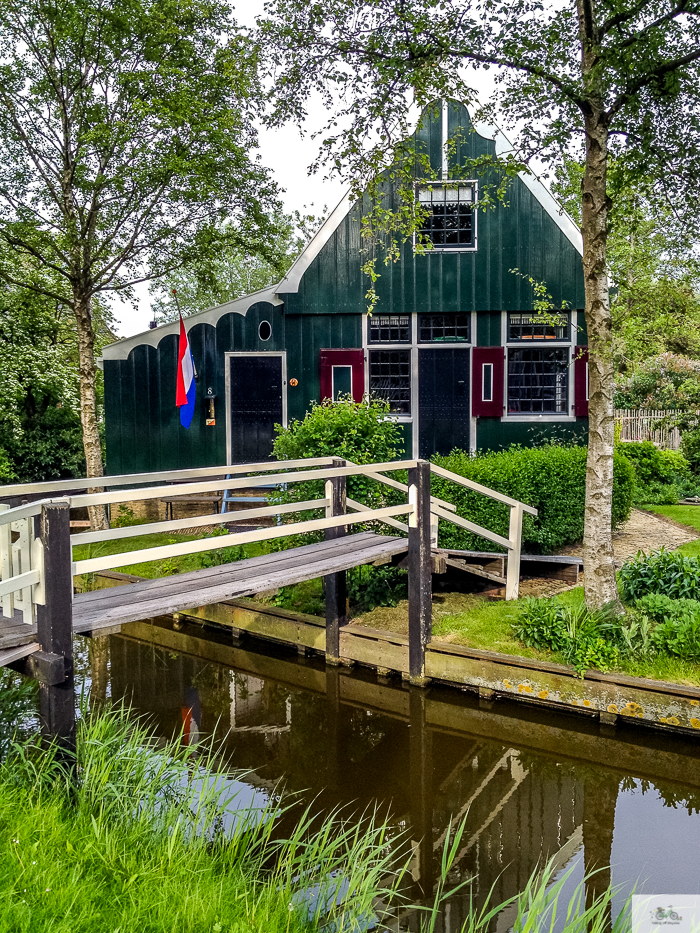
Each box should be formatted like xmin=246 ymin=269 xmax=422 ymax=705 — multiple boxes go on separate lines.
xmin=518 ymin=508 xmax=700 ymax=598
xmin=559 ymin=508 xmax=698 ymax=563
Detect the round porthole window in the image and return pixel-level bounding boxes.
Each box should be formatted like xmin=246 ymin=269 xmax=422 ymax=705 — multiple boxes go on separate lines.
xmin=258 ymin=320 xmax=272 ymax=341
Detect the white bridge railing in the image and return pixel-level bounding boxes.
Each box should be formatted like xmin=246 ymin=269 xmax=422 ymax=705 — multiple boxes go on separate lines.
xmin=0 ymin=458 xmax=537 ymax=624
xmin=0 ymin=501 xmax=46 ymax=624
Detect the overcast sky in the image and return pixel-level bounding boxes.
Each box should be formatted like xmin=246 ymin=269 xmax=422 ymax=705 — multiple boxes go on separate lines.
xmin=112 ymin=0 xmax=346 ymax=337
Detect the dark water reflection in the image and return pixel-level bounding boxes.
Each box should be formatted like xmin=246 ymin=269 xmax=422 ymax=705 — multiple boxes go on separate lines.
xmin=75 ymin=619 xmax=700 ymax=930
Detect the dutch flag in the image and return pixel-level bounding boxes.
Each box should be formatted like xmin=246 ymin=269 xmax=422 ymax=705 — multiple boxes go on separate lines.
xmin=175 ymin=314 xmax=196 ymax=429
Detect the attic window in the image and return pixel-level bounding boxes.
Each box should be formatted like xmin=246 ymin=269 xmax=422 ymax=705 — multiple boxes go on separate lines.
xmin=416 ymin=183 xmax=476 ymax=249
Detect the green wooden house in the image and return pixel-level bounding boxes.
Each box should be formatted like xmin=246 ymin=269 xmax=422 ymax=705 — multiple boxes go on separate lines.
xmin=102 ymin=100 xmax=588 ymax=474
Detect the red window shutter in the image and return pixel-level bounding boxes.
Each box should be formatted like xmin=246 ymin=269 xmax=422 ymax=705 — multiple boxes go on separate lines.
xmin=574 ymin=346 xmax=589 ymax=417
xmin=319 ymin=349 xmax=365 ymax=402
xmin=472 ymin=347 xmax=504 ymax=417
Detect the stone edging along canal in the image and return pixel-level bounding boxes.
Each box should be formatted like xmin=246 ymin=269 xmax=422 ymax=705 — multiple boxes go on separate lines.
xmin=77 ymin=571 xmax=700 ymax=738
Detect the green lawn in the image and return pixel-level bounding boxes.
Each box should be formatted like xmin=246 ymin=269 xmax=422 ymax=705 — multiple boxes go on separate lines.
xmin=645 ymin=504 xmax=700 ymax=557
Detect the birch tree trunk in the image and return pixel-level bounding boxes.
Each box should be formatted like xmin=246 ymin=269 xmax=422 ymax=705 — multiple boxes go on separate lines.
xmin=74 ymin=291 xmax=109 ymax=532
xmin=578 ymin=0 xmax=622 ymax=610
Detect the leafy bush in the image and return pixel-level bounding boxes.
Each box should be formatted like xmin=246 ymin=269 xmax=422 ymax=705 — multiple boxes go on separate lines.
xmin=653 ymin=615 xmax=700 ymax=661
xmin=634 ymin=592 xmax=700 ymax=622
xmin=431 ymin=444 xmax=634 ymax=554
xmin=617 ymin=440 xmax=693 ymax=505
xmin=271 ymin=396 xmax=406 ymax=547
xmin=619 ymin=549 xmax=700 ymax=601
xmin=681 ymin=428 xmax=700 ymax=473
xmin=347 ymin=564 xmax=407 ymax=613
xmin=618 ymin=441 xmax=689 ymax=485
xmin=0 ymin=448 xmax=16 ymax=483
xmin=633 ymin=593 xmax=700 ymax=661
xmin=512 ymin=597 xmax=622 ymax=674
xmin=631 ymin=482 xmax=681 ymax=506
xmin=273 ymin=395 xmax=403 ymax=475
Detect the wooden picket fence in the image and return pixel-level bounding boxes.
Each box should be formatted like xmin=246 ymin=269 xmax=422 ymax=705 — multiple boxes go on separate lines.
xmin=614 ymin=409 xmax=683 ymax=449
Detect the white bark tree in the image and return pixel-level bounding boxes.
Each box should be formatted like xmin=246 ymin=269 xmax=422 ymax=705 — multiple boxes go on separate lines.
xmin=0 ymin=0 xmax=280 ymax=528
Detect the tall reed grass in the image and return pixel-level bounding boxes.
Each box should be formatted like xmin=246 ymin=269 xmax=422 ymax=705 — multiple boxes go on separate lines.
xmin=0 ymin=702 xmax=629 ymax=932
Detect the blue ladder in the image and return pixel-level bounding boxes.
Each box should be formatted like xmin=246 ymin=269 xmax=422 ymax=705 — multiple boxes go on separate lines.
xmin=220 ymin=477 xmax=280 ymax=523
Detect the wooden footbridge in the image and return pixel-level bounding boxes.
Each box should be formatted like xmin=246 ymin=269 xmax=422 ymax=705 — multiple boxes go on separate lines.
xmin=0 ymin=457 xmax=536 ymax=751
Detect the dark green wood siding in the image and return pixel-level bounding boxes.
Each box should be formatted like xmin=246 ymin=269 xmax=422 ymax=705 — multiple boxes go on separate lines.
xmin=104 ymin=101 xmax=586 ymax=475
xmin=280 ymin=102 xmax=584 ymax=319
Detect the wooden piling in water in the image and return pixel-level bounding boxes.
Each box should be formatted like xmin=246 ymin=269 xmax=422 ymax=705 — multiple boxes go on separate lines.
xmin=325 ymin=458 xmax=347 ymax=664
xmin=408 ymin=461 xmax=432 ymax=684
xmin=35 ymin=502 xmax=76 ymax=757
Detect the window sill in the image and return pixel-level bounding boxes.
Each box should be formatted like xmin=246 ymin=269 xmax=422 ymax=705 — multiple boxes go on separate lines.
xmin=501 ymin=414 xmax=577 ymax=423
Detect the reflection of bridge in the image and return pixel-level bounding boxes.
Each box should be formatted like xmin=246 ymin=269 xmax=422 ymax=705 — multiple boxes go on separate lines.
xmin=91 ymin=617 xmax=700 ymax=930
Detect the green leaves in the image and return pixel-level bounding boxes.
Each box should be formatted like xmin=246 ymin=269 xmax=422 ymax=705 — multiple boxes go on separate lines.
xmin=431 ymin=444 xmax=635 ymax=554
xmin=620 ymin=548 xmax=700 ymax=601
xmin=512 ymin=597 xmax=623 ymax=675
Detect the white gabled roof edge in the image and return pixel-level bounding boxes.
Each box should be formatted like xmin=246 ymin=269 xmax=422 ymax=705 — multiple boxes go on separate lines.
xmin=102 ymin=105 xmax=582 ymax=363
xmin=102 ymin=284 xmax=283 ymax=361
xmin=276 ymin=191 xmax=354 ymax=294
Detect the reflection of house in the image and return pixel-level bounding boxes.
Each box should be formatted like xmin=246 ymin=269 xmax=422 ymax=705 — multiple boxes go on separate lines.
xmin=229 ymin=675 xmax=290 ymax=734
xmin=102 ymin=100 xmax=587 ymax=472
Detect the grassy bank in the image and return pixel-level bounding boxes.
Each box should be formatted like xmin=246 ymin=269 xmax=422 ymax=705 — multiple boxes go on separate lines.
xmin=358 ymin=587 xmax=700 ymax=687
xmin=0 ymin=701 xmax=629 ymax=933
xmin=0 ymin=704 xmax=400 ymax=932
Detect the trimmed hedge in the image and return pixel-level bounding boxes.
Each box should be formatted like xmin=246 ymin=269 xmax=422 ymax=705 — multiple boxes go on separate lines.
xmin=431 ymin=444 xmax=635 ymax=554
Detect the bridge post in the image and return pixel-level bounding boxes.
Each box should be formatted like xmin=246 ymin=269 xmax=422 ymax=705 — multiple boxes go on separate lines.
xmin=408 ymin=460 xmax=432 ymax=684
xmin=35 ymin=501 xmax=76 ymax=759
xmin=325 ymin=457 xmax=347 ymax=664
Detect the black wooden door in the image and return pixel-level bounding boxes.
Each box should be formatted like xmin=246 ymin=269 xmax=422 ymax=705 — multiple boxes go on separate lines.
xmin=418 ymin=349 xmax=470 ymax=457
xmin=229 ymin=355 xmax=284 ymax=462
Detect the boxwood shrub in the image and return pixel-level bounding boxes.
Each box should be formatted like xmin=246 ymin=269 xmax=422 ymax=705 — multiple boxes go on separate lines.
xmin=431 ymin=444 xmax=635 ymax=554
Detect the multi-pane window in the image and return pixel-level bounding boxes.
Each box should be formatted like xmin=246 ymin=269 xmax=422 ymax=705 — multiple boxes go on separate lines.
xmin=508 ymin=312 xmax=569 ymax=341
xmin=508 ymin=348 xmax=569 ymax=414
xmin=416 ymin=184 xmax=476 ymax=249
xmin=368 ymin=314 xmax=411 ymax=343
xmin=369 ymin=350 xmax=411 ymax=414
xmin=418 ymin=313 xmax=471 ymax=343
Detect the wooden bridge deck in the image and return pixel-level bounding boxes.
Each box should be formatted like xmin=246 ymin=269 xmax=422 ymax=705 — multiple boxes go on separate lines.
xmin=0 ymin=532 xmax=408 ymax=654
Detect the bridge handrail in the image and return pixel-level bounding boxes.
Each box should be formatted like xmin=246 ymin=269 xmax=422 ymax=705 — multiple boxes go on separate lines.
xmin=0 ymin=499 xmax=49 ymax=527
xmin=0 ymin=501 xmax=56 ymax=623
xmin=67 ymin=461 xmax=420 ymax=508
xmin=70 ymin=498 xmax=329 ymax=546
xmin=1 ymin=460 xmax=539 ymax=613
xmin=72 ymin=502 xmax=415 ymax=576
xmin=0 ymin=457 xmax=337 ymax=497
xmin=429 ymin=464 xmax=538 ymax=516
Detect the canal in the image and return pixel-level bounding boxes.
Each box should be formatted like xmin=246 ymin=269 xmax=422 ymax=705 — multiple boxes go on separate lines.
xmin=71 ymin=619 xmax=700 ymax=928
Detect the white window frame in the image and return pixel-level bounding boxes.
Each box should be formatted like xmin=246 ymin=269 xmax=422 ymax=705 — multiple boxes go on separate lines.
xmin=501 ymin=312 xmax=576 ymax=422
xmin=331 ymin=364 xmax=353 ymax=401
xmin=413 ymin=180 xmax=479 ymax=253
xmin=363 ymin=312 xmax=476 ymax=457
xmin=482 ymin=363 xmax=494 ymax=403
